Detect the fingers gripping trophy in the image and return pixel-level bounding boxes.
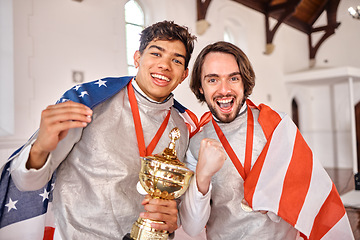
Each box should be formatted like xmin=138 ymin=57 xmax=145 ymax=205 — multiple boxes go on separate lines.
xmin=130 ymin=127 xmax=194 ymax=240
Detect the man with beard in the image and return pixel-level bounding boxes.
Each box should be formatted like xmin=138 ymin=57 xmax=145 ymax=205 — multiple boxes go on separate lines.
xmin=179 ymin=41 xmax=354 ymax=239
xmin=2 ymin=21 xmax=197 ymax=239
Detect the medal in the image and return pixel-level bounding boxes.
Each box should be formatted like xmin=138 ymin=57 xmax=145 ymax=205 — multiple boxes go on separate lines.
xmin=211 ymin=104 xmax=254 ymax=181
xmin=136 ymin=181 xmax=148 ymax=195
xmin=128 ymin=81 xmax=172 ymax=198
xmin=212 ymin=105 xmax=255 ymax=212
xmin=241 ymin=198 xmax=253 ymax=212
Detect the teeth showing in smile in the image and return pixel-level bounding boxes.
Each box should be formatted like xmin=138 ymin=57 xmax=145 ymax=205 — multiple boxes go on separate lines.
xmin=151 ymin=74 xmax=170 ymax=82
xmin=217 ymin=98 xmax=234 ymax=109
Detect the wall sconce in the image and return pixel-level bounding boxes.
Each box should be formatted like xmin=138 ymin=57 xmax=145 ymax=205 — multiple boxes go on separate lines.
xmin=348 ymin=6 xmax=360 ymax=19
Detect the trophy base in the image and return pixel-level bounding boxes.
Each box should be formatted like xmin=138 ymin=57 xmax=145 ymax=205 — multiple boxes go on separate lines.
xmin=130 ymin=217 xmax=168 ymax=240
xmin=123 ymin=233 xmax=132 ymax=240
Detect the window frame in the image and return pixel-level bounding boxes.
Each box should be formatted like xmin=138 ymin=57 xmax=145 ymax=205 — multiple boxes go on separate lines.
xmin=125 ymin=0 xmax=145 ymax=76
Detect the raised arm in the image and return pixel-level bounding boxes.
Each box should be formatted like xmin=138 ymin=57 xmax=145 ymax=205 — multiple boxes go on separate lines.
xmin=10 ymin=101 xmax=92 ymax=191
xmin=179 ymin=138 xmax=227 ymax=236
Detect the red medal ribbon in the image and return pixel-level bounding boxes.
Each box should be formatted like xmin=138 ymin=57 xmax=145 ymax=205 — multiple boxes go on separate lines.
xmin=212 ymin=104 xmax=254 ymax=180
xmin=127 ymin=82 xmax=171 ymax=157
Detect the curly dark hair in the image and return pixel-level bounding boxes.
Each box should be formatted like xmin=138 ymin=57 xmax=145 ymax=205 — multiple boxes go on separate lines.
xmin=190 ymin=41 xmax=255 ymax=102
xmin=139 ymin=21 xmax=197 ymax=69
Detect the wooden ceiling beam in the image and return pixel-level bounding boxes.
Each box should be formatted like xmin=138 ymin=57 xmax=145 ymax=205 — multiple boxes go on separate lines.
xmin=264 ymin=0 xmax=301 ymax=54
xmin=196 ymin=0 xmax=212 ymax=35
xmin=197 ymin=0 xmax=212 ymax=21
xmin=307 ymin=0 xmax=328 ymax=25
xmin=195 ymin=0 xmax=341 ymax=67
xmin=308 ymin=0 xmax=341 ymax=65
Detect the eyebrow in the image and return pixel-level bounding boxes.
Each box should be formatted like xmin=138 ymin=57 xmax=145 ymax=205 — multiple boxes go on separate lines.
xmin=148 ymin=45 xmax=186 ymax=61
xmin=204 ymin=72 xmax=241 ymax=78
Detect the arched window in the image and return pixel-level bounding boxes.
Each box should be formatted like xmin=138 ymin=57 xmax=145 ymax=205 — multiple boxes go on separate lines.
xmin=355 ymin=101 xmax=360 ymax=174
xmin=222 ymin=17 xmax=248 ymax=54
xmin=125 ymin=0 xmax=145 ymax=75
xmin=292 ymin=98 xmax=300 ymax=130
xmin=224 ymin=26 xmax=234 ymax=44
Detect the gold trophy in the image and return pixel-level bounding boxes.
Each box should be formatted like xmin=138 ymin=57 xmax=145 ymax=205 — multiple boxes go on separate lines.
xmin=130 ymin=127 xmax=194 ymax=240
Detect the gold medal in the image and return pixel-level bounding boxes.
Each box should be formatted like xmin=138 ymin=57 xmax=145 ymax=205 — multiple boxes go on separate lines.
xmin=241 ymin=198 xmax=253 ymax=212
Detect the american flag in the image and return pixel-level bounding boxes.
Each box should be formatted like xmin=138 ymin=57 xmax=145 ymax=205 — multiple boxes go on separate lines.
xmin=244 ymin=100 xmax=354 ymax=239
xmin=0 ymin=162 xmax=56 ymax=240
xmin=0 ymin=76 xmax=198 ymax=239
xmin=198 ymin=99 xmax=354 ymax=239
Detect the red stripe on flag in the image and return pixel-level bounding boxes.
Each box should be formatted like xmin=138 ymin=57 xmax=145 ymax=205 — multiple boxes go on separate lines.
xmin=309 ymin=183 xmax=346 ymax=239
xmin=278 ymin=130 xmax=313 ymax=226
xmin=43 ymin=227 xmax=55 ymax=240
xmin=257 ymin=103 xmax=281 ymax=140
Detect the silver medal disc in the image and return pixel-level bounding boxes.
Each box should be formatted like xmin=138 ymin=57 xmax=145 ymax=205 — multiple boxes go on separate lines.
xmin=136 ymin=181 xmax=148 ymax=195
xmin=241 ymin=198 xmax=253 ymax=212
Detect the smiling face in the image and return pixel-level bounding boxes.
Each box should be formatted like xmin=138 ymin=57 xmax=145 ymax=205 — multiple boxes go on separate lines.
xmin=133 ymin=39 xmax=189 ymax=102
xmin=200 ymin=52 xmax=245 ymax=123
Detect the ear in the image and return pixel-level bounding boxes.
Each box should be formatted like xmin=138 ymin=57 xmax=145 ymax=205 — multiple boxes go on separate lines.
xmin=133 ymin=50 xmax=141 ymax=68
xmin=199 ymin=86 xmax=204 ymax=94
xmin=180 ymin=68 xmax=189 ymax=84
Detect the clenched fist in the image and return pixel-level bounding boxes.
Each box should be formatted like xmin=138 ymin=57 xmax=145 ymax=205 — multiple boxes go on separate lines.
xmin=196 ymin=138 xmax=227 ymax=195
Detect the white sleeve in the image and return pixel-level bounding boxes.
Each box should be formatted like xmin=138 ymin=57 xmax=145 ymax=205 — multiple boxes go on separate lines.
xmin=10 ymin=128 xmax=83 ymax=191
xmin=179 ymin=149 xmax=211 ymax=237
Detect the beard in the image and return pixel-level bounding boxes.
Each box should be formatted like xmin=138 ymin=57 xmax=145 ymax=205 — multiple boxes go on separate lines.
xmin=207 ymin=97 xmax=245 ymax=123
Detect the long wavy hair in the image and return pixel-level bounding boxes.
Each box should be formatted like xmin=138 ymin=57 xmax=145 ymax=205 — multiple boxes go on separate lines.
xmin=190 ymin=41 xmax=255 ymax=102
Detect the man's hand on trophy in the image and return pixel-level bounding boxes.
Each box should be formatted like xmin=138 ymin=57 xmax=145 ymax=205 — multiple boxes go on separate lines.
xmin=140 ymin=195 xmax=179 ymax=233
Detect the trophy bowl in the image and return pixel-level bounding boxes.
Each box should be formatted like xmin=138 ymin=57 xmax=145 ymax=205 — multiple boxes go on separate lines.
xmin=130 ymin=128 xmax=194 ymax=240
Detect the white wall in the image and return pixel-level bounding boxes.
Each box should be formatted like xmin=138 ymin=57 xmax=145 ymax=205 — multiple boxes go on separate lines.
xmin=1 ymin=0 xmax=360 ymax=169
xmin=0 ymin=0 xmax=14 ymax=137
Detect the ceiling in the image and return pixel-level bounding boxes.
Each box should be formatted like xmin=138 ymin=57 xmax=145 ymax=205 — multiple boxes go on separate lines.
xmin=197 ymin=0 xmax=341 ymax=66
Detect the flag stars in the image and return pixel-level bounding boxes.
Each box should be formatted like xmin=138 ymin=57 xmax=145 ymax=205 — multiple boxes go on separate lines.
xmin=79 ymin=91 xmax=89 ymax=98
xmin=39 ymin=188 xmax=50 ymax=202
xmin=74 ymin=85 xmax=81 ymax=91
xmin=5 ymin=198 xmax=18 ymax=212
xmin=94 ymin=79 xmax=107 ymax=87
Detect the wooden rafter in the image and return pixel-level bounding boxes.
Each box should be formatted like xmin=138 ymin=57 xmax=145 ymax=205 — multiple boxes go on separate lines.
xmin=308 ymin=0 xmax=341 ymax=63
xmin=264 ymin=0 xmax=301 ymax=54
xmin=197 ymin=0 xmax=212 ymax=20
xmin=196 ymin=0 xmax=341 ymax=67
xmin=196 ymin=0 xmax=212 ymax=35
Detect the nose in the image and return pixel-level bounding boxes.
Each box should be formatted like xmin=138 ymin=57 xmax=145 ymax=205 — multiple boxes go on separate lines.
xmin=218 ymin=79 xmax=231 ymax=95
xmin=157 ymin=57 xmax=171 ymax=71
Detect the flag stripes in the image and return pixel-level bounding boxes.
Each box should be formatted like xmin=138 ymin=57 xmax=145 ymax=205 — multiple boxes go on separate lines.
xmin=253 ymin=115 xmax=298 ymax=214
xmin=294 ymin=155 xmax=333 ymax=237
xmin=278 ymin=129 xmax=313 ymax=227
xmin=309 ymin=184 xmax=346 ymax=239
xmin=243 ymin=101 xmax=353 ymax=239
